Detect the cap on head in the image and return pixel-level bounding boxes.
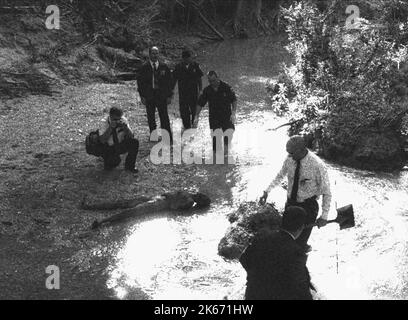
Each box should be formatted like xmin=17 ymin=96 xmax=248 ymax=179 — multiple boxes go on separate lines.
xmin=282 ymin=206 xmax=307 ymax=233
xmin=109 ymin=106 xmax=123 ymax=118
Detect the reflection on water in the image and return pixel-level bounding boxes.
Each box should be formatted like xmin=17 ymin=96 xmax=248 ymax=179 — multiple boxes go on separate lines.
xmin=107 ymin=37 xmax=408 ymax=300
xmin=308 ymin=167 xmax=408 ymax=300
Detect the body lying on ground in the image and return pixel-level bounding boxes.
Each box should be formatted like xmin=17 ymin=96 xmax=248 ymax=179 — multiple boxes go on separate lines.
xmin=82 ymin=191 xmax=211 ymax=229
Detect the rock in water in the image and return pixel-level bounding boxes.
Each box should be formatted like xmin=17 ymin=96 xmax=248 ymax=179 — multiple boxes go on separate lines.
xmin=218 ymin=202 xmax=282 ymax=260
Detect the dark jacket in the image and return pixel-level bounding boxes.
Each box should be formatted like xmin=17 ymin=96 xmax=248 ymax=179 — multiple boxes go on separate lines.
xmin=137 ymin=61 xmax=174 ymax=101
xmin=239 ymin=230 xmax=313 ymax=300
xmin=197 ymin=81 xmax=237 ymax=128
xmin=173 ymin=61 xmax=203 ymax=100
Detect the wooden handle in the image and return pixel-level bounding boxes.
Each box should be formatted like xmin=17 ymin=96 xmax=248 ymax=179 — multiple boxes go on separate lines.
xmin=305 ymin=219 xmax=336 ymax=229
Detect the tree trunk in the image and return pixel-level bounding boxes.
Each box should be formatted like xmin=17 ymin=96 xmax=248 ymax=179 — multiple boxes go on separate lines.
xmin=167 ymin=0 xmax=177 ymax=25
xmin=253 ymin=0 xmax=263 ymax=23
xmin=233 ymin=0 xmax=245 ymax=33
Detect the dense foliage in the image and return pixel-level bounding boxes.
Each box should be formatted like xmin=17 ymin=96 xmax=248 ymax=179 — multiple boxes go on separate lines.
xmin=268 ymin=0 xmax=408 ymax=170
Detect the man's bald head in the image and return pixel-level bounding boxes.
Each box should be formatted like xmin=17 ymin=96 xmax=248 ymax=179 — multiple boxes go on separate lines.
xmin=286 ymin=135 xmax=308 ymax=161
xmin=287 ymin=135 xmax=306 ymax=149
xmin=149 ymin=46 xmax=159 ymax=62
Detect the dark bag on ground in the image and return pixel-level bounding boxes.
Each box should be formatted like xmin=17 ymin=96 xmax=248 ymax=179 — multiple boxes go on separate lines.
xmin=85 ymin=130 xmax=104 ymax=156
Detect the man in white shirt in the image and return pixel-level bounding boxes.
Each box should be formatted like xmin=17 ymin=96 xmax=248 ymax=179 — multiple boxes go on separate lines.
xmin=99 ymin=107 xmax=139 ymax=173
xmin=259 ymin=135 xmax=331 ymax=251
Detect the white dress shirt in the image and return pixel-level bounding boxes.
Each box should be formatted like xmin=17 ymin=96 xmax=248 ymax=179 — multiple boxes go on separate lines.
xmin=266 ymin=151 xmax=332 ymax=219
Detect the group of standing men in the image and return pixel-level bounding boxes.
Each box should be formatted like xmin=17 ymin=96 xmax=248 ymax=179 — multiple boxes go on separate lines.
xmin=137 ymin=46 xmax=237 ymax=152
xmin=96 ymin=45 xmax=236 ymax=172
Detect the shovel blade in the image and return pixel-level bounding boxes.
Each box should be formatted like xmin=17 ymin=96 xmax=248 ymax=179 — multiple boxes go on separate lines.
xmin=336 ymin=204 xmax=355 ymax=230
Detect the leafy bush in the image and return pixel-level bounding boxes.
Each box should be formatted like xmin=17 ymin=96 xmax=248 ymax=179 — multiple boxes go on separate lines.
xmin=270 ymin=0 xmax=408 ymax=170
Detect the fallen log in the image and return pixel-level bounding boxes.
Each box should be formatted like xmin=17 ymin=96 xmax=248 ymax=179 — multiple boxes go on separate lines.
xmin=193 ymin=32 xmax=222 ymax=41
xmin=218 ymin=202 xmax=282 ymax=260
xmin=114 ymin=72 xmax=138 ymax=81
xmin=192 ymin=4 xmax=224 ymax=40
xmin=175 ymin=0 xmax=224 ymax=40
xmin=96 ymin=45 xmax=143 ymax=72
xmin=87 ymin=191 xmax=211 ymax=229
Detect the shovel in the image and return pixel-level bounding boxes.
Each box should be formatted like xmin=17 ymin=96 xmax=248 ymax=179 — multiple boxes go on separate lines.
xmin=306 ymin=204 xmax=355 ymax=230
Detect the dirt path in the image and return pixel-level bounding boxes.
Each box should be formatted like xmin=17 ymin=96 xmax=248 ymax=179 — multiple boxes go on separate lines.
xmin=0 ymin=82 xmax=205 ymax=299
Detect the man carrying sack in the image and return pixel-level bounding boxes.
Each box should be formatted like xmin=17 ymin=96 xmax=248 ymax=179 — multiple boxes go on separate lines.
xmin=259 ymin=135 xmax=332 ymax=252
xmin=240 ymin=206 xmax=313 ymax=300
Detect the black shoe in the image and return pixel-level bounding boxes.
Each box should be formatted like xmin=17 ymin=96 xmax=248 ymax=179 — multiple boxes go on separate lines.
xmin=125 ymin=167 xmax=139 ymax=174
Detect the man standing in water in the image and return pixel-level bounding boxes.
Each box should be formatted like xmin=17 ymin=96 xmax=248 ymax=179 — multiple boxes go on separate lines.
xmin=259 ymin=135 xmax=332 ymax=252
xmin=173 ymin=50 xmax=204 ymax=130
xmin=240 ymin=206 xmax=313 ymax=300
xmin=193 ymin=71 xmax=237 ymax=161
xmin=137 ymin=46 xmax=174 ymax=143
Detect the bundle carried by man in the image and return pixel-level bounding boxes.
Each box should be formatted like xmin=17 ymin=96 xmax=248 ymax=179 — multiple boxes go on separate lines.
xmin=218 ymin=202 xmax=282 ymax=260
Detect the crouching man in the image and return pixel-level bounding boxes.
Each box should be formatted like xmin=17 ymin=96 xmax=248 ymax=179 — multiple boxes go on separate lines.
xmin=99 ymin=107 xmax=139 ymax=173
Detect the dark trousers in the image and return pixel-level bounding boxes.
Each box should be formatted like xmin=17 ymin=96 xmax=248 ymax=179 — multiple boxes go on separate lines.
xmin=179 ymin=96 xmax=197 ymax=129
xmin=212 ymin=135 xmax=233 ymax=153
xmin=146 ymin=95 xmax=172 ymax=141
xmin=211 ymin=121 xmax=235 ymax=153
xmin=101 ymin=138 xmax=139 ymax=170
xmin=285 ymin=196 xmax=319 ymax=247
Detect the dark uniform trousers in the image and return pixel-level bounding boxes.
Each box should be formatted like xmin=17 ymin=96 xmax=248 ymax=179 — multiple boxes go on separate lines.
xmin=180 ymin=96 xmax=198 ymax=130
xmin=198 ymin=80 xmax=237 ymax=154
xmin=174 ymin=62 xmax=203 ymax=130
xmin=146 ymin=90 xmax=172 ymax=141
xmin=101 ymin=138 xmax=139 ymax=170
xmin=285 ymin=196 xmax=319 ymax=247
xmin=210 ymin=119 xmax=235 ymax=153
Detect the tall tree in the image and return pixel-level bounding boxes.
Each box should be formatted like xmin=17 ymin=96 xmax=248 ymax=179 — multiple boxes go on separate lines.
xmin=233 ymin=0 xmax=245 ymax=33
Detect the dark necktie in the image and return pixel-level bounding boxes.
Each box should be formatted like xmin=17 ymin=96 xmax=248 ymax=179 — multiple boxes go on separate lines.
xmin=111 ymin=127 xmax=120 ymax=153
xmin=153 ymin=63 xmax=158 ymax=89
xmin=290 ymin=160 xmax=301 ymax=203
